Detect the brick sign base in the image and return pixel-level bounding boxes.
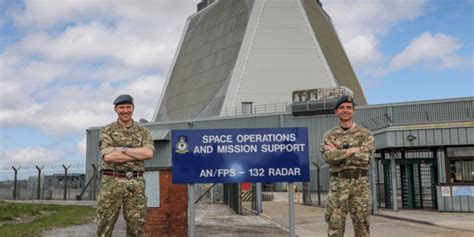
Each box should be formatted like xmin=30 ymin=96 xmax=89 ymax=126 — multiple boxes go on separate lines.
xmin=145 ymin=170 xmax=188 ymax=236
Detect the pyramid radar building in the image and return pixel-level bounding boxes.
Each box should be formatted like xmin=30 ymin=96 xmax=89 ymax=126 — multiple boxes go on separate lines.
xmin=152 ymin=0 xmax=367 ymax=122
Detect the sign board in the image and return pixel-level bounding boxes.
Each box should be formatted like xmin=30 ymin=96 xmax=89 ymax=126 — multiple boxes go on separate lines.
xmin=441 ymin=186 xmax=451 ymax=197
xmin=452 ymin=186 xmax=474 ymax=197
xmin=172 ymin=128 xmax=309 ymax=184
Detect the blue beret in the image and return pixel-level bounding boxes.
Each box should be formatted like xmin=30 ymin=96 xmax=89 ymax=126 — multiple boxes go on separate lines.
xmin=334 ymin=95 xmax=354 ymax=110
xmin=113 ymin=94 xmax=134 ymax=105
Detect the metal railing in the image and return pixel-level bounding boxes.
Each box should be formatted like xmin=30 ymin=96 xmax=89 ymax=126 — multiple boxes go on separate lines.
xmin=220 ymin=102 xmax=289 ymax=117
xmin=361 ymin=106 xmax=473 ymax=131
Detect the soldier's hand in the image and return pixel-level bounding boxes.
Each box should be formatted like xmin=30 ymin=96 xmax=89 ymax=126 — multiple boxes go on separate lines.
xmin=346 ymin=147 xmax=361 ymax=156
xmin=324 ymin=143 xmax=336 ymax=151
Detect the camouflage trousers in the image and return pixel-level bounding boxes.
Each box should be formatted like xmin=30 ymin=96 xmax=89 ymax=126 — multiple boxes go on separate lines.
xmin=325 ymin=176 xmax=371 ymax=237
xmin=96 ymin=175 xmax=147 ymax=237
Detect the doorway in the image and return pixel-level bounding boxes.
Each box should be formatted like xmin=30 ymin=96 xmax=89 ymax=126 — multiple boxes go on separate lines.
xmin=379 ymin=149 xmax=438 ymax=209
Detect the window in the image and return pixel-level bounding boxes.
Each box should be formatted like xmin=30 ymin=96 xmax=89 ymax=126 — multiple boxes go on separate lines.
xmin=241 ymin=102 xmax=253 ymax=115
xmin=449 ymin=160 xmax=474 ymax=183
xmin=446 ymin=147 xmax=474 ymax=184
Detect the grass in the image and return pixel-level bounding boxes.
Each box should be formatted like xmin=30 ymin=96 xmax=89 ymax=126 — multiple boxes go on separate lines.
xmin=0 ymin=200 xmax=96 ymax=237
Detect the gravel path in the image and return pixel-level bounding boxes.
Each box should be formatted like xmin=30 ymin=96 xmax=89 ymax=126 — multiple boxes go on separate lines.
xmin=42 ymin=203 xmax=287 ymax=237
xmin=42 ymin=213 xmax=126 ymax=237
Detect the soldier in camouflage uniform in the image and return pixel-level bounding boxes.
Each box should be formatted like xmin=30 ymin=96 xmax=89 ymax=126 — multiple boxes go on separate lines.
xmin=97 ymin=94 xmax=155 ymax=237
xmin=321 ymin=95 xmax=375 ymax=237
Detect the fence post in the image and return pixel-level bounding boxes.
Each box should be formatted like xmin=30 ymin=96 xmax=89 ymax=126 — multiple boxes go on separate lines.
xmin=12 ymin=166 xmax=20 ymax=200
xmin=35 ymin=165 xmax=44 ymax=200
xmin=303 ymin=182 xmax=311 ymax=205
xmin=92 ymin=164 xmax=98 ymax=200
xmin=62 ymin=164 xmax=71 ymax=200
xmin=312 ymin=162 xmax=321 ymax=206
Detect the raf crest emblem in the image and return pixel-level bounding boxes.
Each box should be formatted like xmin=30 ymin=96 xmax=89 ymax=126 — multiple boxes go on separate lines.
xmin=175 ymin=136 xmax=189 ymax=154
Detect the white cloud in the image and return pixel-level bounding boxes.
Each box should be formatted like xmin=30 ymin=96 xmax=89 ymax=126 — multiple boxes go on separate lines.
xmin=5 ymin=147 xmax=67 ymax=163
xmin=0 ymin=0 xmax=184 ymax=138
xmin=13 ymin=0 xmax=198 ymax=70
xmin=0 ymin=68 xmax=165 ymax=136
xmin=18 ymin=22 xmax=171 ymax=69
xmin=15 ymin=0 xmax=196 ymax=29
xmin=322 ymin=0 xmax=426 ymax=39
xmin=321 ymin=0 xmax=427 ymax=67
xmin=320 ymin=0 xmax=470 ymax=79
xmin=440 ymin=55 xmax=470 ymax=68
xmin=389 ymin=32 xmax=464 ymax=71
xmin=344 ymin=34 xmax=383 ymax=66
xmin=20 ymin=24 xmax=111 ymax=60
xmin=0 ymin=104 xmax=41 ymax=126
xmin=114 ymin=75 xmax=164 ymax=121
xmin=11 ymin=74 xmax=163 ymax=135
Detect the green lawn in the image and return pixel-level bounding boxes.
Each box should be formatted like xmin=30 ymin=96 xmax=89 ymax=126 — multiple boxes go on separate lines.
xmin=0 ymin=200 xmax=95 ymax=237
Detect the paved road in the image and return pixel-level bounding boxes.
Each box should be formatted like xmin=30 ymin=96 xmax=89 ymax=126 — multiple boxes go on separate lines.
xmin=261 ymin=201 xmax=474 ymax=237
xmin=196 ymin=204 xmax=288 ymax=237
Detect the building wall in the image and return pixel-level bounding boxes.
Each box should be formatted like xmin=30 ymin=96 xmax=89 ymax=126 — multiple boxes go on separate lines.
xmin=375 ymin=125 xmax=474 ymax=148
xmin=437 ymin=186 xmax=474 ymax=212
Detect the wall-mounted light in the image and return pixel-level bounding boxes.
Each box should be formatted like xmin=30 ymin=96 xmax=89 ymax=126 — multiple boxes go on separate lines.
xmin=407 ymin=134 xmax=417 ymax=144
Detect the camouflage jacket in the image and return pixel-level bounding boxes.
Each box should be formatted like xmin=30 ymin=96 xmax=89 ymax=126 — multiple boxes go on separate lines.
xmin=99 ymin=120 xmax=155 ymax=172
xmin=321 ymin=123 xmax=374 ymax=172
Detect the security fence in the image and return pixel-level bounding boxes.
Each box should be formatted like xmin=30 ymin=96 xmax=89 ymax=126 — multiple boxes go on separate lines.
xmin=0 ymin=161 xmax=98 ymax=201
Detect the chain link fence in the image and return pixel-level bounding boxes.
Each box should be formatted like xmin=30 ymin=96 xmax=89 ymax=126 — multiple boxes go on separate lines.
xmin=0 ymin=161 xmax=98 ymax=201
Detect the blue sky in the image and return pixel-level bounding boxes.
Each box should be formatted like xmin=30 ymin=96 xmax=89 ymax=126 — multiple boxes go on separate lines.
xmin=0 ymin=0 xmax=472 ymax=179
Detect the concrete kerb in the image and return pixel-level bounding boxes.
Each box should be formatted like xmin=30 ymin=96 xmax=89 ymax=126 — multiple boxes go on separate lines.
xmin=374 ymin=210 xmax=474 ymax=233
xmin=374 ymin=213 xmax=437 ymax=228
